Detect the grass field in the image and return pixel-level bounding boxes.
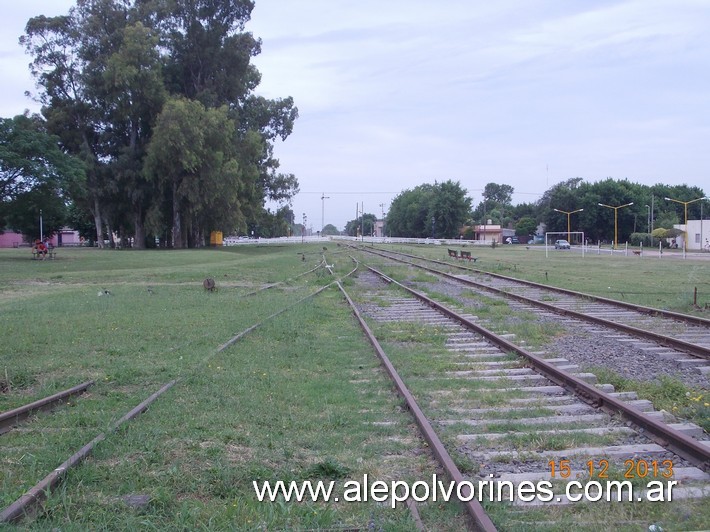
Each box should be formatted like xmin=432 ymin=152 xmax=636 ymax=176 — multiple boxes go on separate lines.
xmin=0 ymin=243 xmax=708 ymax=529
xmin=379 ymin=242 xmax=710 ymax=314
xmin=0 ymin=245 xmax=466 ymax=530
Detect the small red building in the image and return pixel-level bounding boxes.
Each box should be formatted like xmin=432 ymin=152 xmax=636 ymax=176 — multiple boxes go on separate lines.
xmin=0 ymin=228 xmax=82 ymax=248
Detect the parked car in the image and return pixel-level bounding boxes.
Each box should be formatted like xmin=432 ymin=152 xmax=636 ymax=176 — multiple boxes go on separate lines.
xmin=554 ymin=239 xmax=571 ymax=249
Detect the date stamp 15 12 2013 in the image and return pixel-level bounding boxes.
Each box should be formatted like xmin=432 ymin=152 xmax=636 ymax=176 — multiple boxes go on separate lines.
xmin=548 ymin=459 xmax=674 ymax=479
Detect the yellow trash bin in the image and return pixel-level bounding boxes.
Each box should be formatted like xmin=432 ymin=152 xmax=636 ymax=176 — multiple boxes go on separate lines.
xmin=210 ymin=231 xmax=223 ymax=247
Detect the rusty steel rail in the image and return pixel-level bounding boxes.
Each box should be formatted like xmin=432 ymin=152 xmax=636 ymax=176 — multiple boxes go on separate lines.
xmin=364 ymin=264 xmax=710 ymax=471
xmin=363 ymin=245 xmax=710 ymax=328
xmin=359 ymin=246 xmax=710 ymax=360
xmin=242 ymin=260 xmax=324 ymax=296
xmin=337 ymin=279 xmax=497 ymax=532
xmin=1 ymin=258 xmax=360 ymax=525
xmin=217 ymin=260 xmax=359 ymax=353
xmin=0 ymin=379 xmax=177 ymax=524
xmin=0 ymin=381 xmax=94 ymax=435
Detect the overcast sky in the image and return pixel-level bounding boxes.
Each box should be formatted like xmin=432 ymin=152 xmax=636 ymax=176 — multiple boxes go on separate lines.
xmin=2 ymin=1 xmax=708 ymax=231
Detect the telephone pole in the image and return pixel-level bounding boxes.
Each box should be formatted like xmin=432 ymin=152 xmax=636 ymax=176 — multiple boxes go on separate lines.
xmin=321 ymin=193 xmax=330 ymax=233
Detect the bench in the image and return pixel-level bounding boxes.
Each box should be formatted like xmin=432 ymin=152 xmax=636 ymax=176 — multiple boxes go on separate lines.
xmin=460 ymin=251 xmax=478 ymax=262
xmin=448 ymin=249 xmax=459 ymax=259
xmin=32 ymin=247 xmax=56 ymax=260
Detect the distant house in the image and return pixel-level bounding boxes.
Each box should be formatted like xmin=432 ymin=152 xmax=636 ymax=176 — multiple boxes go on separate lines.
xmin=0 ymin=231 xmax=25 ymax=248
xmin=0 ymin=228 xmax=82 ymax=248
xmin=674 ymin=220 xmax=709 ymax=251
xmin=474 ymin=224 xmax=502 ymax=243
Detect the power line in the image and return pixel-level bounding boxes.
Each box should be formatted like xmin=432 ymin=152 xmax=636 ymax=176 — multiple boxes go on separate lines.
xmin=300 ymin=191 xmax=399 ymax=195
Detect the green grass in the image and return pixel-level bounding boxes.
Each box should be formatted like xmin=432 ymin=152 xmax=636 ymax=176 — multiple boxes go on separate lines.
xmin=370 ymin=243 xmax=710 ymax=315
xmin=350 ymin=244 xmax=710 ymax=529
xmin=462 ymin=431 xmax=624 ymax=452
xmin=33 ymin=297 xmax=425 ymax=529
xmin=372 ymin=322 xmax=449 ymax=346
xmin=2 ymin=243 xmax=709 ymax=530
xmin=0 ymin=246 xmax=469 ymax=530
xmin=587 ymin=367 xmax=710 ymax=432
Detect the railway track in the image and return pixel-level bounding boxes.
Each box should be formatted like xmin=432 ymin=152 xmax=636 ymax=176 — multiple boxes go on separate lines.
xmin=0 ymin=270 xmax=346 ymax=525
xmin=4 ymin=248 xmax=708 ymax=529
xmin=0 ymin=257 xmax=421 ymax=526
xmin=0 ymin=381 xmax=94 ymax=435
xmin=356 ymin=246 xmax=710 ymax=365
xmin=341 ymin=261 xmax=710 ymax=529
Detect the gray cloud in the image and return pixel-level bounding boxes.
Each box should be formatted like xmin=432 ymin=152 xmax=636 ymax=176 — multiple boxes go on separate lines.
xmin=2 ymin=0 xmax=708 ymax=230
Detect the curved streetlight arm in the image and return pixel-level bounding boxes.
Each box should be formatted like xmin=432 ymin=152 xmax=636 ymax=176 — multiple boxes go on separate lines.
xmin=554 ymin=207 xmax=584 ymax=243
xmin=597 ymin=202 xmax=633 ymax=249
xmin=664 ymin=196 xmax=707 ymax=252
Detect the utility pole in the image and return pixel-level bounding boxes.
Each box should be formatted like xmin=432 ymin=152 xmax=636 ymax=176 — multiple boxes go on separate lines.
xmin=360 ymin=202 xmax=364 ymax=241
xmin=482 ymin=199 xmax=486 ymax=243
xmin=645 ymin=204 xmax=650 ymax=233
xmin=321 ymin=193 xmax=330 ymax=233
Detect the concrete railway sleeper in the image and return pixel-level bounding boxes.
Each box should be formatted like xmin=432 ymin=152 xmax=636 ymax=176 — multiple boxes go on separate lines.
xmin=358 ymin=246 xmax=710 ymax=364
xmin=344 ymin=264 xmax=710 ymax=529
xmin=338 ymin=278 xmax=497 ymax=531
xmin=362 ymin=246 xmax=710 ymax=328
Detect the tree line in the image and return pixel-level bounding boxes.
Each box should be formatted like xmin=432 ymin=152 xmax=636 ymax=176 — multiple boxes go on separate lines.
xmin=1 ymin=0 xmax=298 ymax=248
xmin=343 ymin=178 xmax=706 ymax=244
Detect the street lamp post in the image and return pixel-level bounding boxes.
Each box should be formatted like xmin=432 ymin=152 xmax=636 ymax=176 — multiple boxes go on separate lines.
xmin=598 ymin=202 xmax=633 ymax=250
xmin=702 ymin=199 xmax=707 ymax=251
xmin=644 ymin=205 xmax=651 ymax=234
xmin=39 ymin=209 xmax=43 ymax=242
xmin=553 ymin=208 xmax=584 ymax=243
xmin=664 ymin=196 xmax=705 ymax=254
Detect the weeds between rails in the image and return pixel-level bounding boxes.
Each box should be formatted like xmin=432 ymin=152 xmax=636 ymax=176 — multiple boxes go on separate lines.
xmin=1 ymin=256 xmax=346 ymax=525
xmin=352 ymin=242 xmax=710 ymax=318
xmin=345 ymin=265 xmax=710 ymax=530
xmin=354 ymin=246 xmax=710 ymax=440
xmin=337 ymin=278 xmax=496 ymax=531
xmin=358 ymin=246 xmax=710 ymax=361
xmin=359 ymin=262 xmax=710 ymax=468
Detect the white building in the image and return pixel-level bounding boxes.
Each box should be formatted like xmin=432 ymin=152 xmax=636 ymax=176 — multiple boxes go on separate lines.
xmin=673 ymin=219 xmax=710 ymax=251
